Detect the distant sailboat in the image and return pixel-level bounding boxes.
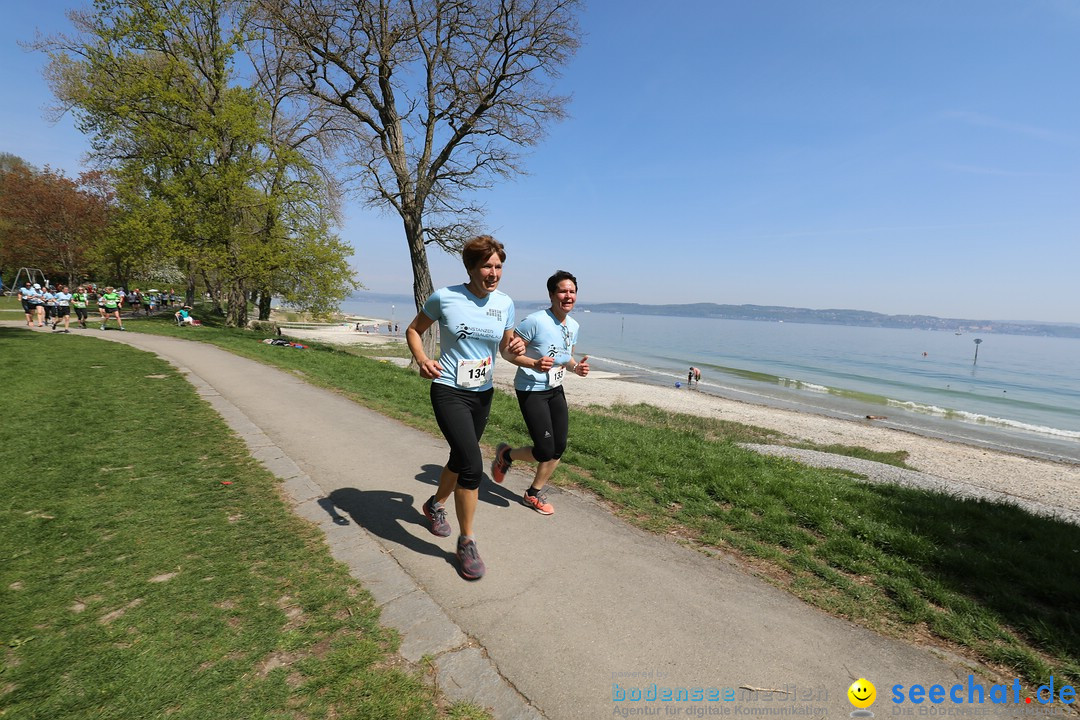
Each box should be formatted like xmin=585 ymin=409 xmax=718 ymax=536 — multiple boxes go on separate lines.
xmin=955 ymin=328 xmax=963 ymax=335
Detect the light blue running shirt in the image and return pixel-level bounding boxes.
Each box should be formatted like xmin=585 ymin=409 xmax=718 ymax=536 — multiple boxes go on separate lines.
xmin=513 ymin=309 xmax=579 ymax=392
xmin=423 ymin=285 xmax=515 ymax=392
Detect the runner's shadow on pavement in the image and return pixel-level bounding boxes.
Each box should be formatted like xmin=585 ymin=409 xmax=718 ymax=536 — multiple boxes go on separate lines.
xmin=415 ymin=463 xmax=517 ymax=508
xmin=317 ymin=497 xmax=350 ymax=525
xmin=327 ymin=488 xmax=454 ymax=567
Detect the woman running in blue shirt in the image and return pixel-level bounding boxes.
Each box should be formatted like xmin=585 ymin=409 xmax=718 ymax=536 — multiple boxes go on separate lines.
xmin=491 ymin=270 xmax=589 ymax=515
xmin=52 ymin=286 xmax=73 ymax=332
xmin=406 ymin=235 xmax=525 ymax=579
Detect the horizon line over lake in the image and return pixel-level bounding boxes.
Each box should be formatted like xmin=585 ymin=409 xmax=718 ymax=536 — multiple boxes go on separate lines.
xmin=347 ymin=291 xmax=1080 ymax=336
xmin=341 ymin=296 xmax=1080 ymax=465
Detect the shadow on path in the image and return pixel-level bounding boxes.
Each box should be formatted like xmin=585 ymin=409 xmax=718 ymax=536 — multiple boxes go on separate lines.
xmin=415 ymin=462 xmax=520 ymax=508
xmin=328 ymin=488 xmax=454 ymax=571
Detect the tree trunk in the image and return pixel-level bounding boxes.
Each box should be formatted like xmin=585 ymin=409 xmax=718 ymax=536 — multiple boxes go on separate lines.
xmin=404 ymin=215 xmax=437 ymax=362
xmin=113 ymin=257 xmax=127 ymax=290
xmin=185 ymin=269 xmax=196 ymax=307
xmin=201 ymin=270 xmax=224 ymax=315
xmin=226 ymin=277 xmax=248 ymax=327
xmin=257 ymin=290 xmax=272 ymax=321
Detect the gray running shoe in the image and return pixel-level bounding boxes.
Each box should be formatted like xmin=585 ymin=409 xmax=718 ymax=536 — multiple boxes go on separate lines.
xmin=423 ymin=496 xmax=451 ymax=537
xmin=456 ymin=536 xmax=486 ymax=579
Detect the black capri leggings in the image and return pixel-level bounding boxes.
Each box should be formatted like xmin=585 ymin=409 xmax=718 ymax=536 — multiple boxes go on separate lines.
xmin=430 ymin=382 xmax=493 ymax=490
xmin=515 ymin=386 xmax=569 ymax=463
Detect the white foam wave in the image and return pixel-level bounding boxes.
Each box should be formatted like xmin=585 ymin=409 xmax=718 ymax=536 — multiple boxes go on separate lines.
xmin=589 ymin=355 xmax=677 ymax=378
xmin=886 ymin=399 xmax=1080 ymax=440
xmin=592 ymin=356 xmax=1080 ymax=442
xmin=589 ymin=355 xmax=771 ymax=399
xmin=778 ymin=377 xmax=830 ymax=394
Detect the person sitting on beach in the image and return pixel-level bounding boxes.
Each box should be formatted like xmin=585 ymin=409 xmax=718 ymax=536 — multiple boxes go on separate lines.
xmin=175 ymin=305 xmax=195 ymax=326
xmin=491 ymin=270 xmax=589 ymax=516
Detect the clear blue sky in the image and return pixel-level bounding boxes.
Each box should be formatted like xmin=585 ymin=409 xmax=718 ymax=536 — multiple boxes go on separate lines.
xmin=4 ymin=1 xmax=1079 ymax=323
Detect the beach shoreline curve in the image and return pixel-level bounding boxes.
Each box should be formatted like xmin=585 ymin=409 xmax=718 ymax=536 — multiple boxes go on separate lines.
xmin=279 ymin=323 xmax=1080 ymax=520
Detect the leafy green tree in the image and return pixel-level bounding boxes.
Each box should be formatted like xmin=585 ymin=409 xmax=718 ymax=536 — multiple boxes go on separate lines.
xmin=92 ymin=164 xmax=178 ymax=288
xmin=246 ymin=32 xmax=357 ymax=319
xmin=40 ymin=0 xmax=357 ymax=325
xmin=0 ymin=153 xmax=34 ymax=285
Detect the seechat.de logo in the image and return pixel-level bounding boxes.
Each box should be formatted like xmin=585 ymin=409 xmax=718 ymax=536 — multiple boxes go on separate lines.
xmin=890 ymin=675 xmax=1076 ymax=708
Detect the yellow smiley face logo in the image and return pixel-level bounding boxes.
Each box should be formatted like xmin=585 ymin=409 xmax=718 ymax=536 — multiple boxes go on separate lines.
xmin=848 ymin=678 xmax=876 ymax=708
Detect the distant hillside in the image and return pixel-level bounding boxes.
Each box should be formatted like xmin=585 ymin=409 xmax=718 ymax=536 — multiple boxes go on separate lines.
xmin=575 ymin=302 xmax=1080 ymax=339
xmin=347 ymin=293 xmax=1079 ymax=339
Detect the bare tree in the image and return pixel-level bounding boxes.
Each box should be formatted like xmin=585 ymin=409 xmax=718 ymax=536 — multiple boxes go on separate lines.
xmin=258 ymin=0 xmax=581 ymax=356
xmin=245 ymin=23 xmax=354 ymax=319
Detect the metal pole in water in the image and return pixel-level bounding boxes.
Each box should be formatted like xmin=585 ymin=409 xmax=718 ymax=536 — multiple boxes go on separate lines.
xmin=973 ymin=338 xmax=983 ymax=365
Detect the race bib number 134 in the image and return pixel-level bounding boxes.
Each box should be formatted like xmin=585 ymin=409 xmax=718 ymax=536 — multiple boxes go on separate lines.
xmin=457 ymin=358 xmax=491 ymax=388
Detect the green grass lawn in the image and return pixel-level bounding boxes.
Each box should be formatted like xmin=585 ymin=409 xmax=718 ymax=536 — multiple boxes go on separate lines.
xmin=115 ymin=312 xmax=1080 ymax=693
xmin=0 ymin=294 xmax=29 ymax=320
xmin=0 ymin=328 xmax=489 ymax=720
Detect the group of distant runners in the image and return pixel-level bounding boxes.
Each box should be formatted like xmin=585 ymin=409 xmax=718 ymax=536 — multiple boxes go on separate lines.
xmin=18 ymin=281 xmax=183 ymax=331
xmin=18 ymin=281 xmax=115 ymax=331
xmin=406 ymin=236 xmax=590 ymax=580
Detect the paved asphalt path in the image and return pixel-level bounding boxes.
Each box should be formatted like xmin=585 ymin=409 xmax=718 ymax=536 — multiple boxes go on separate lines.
xmin=10 ymin=324 xmax=1024 ymax=719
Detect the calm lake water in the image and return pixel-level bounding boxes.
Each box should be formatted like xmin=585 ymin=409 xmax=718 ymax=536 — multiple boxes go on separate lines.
xmin=342 ymin=296 xmax=1080 ymax=464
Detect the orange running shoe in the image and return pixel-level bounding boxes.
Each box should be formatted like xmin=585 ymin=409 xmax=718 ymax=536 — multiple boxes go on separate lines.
xmin=491 ymin=443 xmax=512 ymax=483
xmin=522 ymin=489 xmax=554 ymax=515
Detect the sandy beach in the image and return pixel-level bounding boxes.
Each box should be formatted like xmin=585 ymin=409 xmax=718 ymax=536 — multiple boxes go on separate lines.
xmin=279 ymin=322 xmax=1080 ymax=520
xmin=277 ymin=319 xmax=407 ymax=346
